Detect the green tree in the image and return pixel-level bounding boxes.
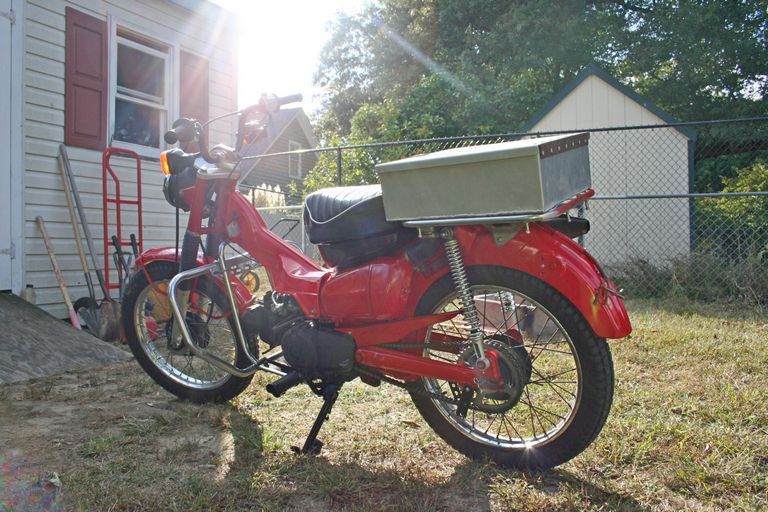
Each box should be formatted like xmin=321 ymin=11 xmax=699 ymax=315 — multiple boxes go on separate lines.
xmin=609 ymin=0 xmax=768 ymax=121
xmin=307 ymin=0 xmax=767 ymax=193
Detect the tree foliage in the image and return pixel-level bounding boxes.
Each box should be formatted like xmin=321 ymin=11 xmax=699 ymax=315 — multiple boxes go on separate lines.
xmin=308 ymin=0 xmax=767 ymax=191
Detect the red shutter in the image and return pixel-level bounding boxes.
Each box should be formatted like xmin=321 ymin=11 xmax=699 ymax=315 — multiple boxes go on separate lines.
xmin=180 ymin=51 xmax=209 ymax=123
xmin=64 ymin=7 xmax=108 ymax=150
xmin=179 ymin=51 xmax=209 ymax=152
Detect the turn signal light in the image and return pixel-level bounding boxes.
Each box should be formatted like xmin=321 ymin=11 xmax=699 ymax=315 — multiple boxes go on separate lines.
xmin=160 ymin=151 xmax=172 ymax=176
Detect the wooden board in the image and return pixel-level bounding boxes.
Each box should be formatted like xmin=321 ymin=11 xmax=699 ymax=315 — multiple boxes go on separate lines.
xmin=0 ymin=292 xmax=131 ymax=383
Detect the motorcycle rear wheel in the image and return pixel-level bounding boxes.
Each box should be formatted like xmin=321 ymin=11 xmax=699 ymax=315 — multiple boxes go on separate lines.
xmin=409 ymin=265 xmax=614 ymax=471
xmin=122 ymin=262 xmax=253 ymax=403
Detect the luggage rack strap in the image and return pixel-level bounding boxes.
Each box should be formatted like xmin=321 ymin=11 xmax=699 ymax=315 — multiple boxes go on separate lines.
xmin=401 ymin=189 xmax=594 ymax=228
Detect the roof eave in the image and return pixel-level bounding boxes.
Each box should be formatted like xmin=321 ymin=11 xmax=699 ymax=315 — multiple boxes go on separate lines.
xmin=167 ymin=0 xmax=227 ymax=15
xmin=520 ymin=64 xmax=697 ymax=140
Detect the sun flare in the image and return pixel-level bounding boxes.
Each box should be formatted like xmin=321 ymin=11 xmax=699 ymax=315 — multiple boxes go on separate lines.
xmin=210 ymin=0 xmax=366 ymax=113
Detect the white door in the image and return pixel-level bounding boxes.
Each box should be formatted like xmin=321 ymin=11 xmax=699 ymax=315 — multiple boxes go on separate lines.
xmin=0 ymin=0 xmax=12 ymax=290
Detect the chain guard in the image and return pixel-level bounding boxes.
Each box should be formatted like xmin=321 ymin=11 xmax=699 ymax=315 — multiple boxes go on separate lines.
xmin=356 ymin=335 xmax=532 ymax=414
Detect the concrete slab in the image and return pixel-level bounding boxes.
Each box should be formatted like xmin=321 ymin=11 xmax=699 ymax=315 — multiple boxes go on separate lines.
xmin=0 ymin=293 xmax=131 ymax=383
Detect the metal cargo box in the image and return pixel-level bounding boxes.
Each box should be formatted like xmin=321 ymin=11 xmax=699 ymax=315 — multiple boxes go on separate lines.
xmin=376 ymin=133 xmax=590 ymax=221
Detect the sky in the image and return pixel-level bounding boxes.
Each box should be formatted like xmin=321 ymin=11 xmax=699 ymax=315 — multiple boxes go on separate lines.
xmin=211 ymin=0 xmax=367 ymax=115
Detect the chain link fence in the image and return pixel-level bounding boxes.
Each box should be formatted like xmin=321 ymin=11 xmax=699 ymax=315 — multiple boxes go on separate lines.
xmin=241 ymin=117 xmax=768 ymax=305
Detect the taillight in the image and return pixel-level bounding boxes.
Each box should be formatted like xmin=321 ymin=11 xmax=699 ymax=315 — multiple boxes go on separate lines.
xmin=160 ymin=150 xmax=172 ymax=176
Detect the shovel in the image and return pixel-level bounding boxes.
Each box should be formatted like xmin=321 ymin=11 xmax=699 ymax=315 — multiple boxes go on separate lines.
xmin=58 ymin=144 xmax=120 ymax=341
xmin=58 ymin=152 xmax=99 ymax=331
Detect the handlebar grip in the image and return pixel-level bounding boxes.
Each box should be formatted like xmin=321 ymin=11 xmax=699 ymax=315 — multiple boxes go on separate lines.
xmin=164 ymin=118 xmax=197 ymax=145
xmin=276 ymin=93 xmax=303 ymax=106
xmin=164 ymin=129 xmax=180 ymax=145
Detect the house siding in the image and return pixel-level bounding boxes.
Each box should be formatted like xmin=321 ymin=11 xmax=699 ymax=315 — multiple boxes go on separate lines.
xmin=528 ymin=75 xmax=691 ymax=265
xmin=23 ymin=0 xmax=237 ymax=316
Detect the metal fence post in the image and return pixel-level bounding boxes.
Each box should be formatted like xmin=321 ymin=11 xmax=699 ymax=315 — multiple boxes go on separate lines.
xmin=336 ymin=147 xmax=342 ymax=185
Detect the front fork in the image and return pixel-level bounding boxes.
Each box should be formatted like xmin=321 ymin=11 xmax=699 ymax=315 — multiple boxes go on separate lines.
xmin=440 ymin=228 xmax=489 ymax=370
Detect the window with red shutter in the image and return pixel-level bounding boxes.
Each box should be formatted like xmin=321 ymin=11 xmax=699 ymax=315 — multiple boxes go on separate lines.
xmin=65 ymin=11 xmax=212 ymax=157
xmin=64 ymin=7 xmax=108 ymax=150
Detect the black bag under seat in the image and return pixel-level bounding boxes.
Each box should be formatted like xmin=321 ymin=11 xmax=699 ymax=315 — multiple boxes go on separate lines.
xmin=318 ymin=230 xmax=417 ymax=269
xmin=304 ymin=185 xmax=417 ymax=268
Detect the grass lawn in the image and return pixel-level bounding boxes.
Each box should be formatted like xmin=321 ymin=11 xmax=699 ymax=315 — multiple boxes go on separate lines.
xmin=1 ymin=299 xmax=766 ymax=511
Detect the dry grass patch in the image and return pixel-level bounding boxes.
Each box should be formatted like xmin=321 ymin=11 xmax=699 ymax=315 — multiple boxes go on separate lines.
xmin=0 ymin=299 xmax=766 ymax=510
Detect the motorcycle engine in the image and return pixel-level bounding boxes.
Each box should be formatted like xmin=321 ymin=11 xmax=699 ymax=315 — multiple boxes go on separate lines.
xmin=241 ymin=292 xmax=356 ymax=381
xmin=242 ymin=291 xmax=304 ymax=348
xmin=280 ymin=322 xmax=356 ymax=381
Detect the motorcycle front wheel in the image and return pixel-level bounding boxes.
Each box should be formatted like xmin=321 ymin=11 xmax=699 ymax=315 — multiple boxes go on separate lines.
xmin=409 ymin=265 xmax=614 ymax=471
xmin=122 ymin=261 xmax=253 ymax=403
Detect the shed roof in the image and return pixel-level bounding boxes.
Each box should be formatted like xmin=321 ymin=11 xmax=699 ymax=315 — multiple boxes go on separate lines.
xmin=520 ymin=65 xmax=697 ymax=140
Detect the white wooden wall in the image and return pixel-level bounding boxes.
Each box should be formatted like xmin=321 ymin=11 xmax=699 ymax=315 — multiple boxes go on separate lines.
xmin=529 ymin=75 xmax=691 ymax=266
xmin=24 ymin=0 xmax=238 ymax=317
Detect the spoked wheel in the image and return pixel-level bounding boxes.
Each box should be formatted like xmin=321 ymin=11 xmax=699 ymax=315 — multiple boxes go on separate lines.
xmin=122 ymin=262 xmax=253 ymax=403
xmin=409 ymin=265 xmax=614 ymax=470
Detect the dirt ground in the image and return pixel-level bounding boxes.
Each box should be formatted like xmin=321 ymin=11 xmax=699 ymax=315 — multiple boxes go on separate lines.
xmin=0 ymin=360 xmax=496 ymax=511
xmin=2 ymin=300 xmax=767 ymax=511
xmin=0 ymin=361 xmax=266 ymax=511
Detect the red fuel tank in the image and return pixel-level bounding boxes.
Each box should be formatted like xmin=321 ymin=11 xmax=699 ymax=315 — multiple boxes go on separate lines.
xmin=319 ymin=257 xmax=414 ymax=324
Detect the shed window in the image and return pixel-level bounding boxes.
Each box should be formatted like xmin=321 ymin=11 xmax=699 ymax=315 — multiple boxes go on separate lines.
xmin=288 ymin=140 xmax=302 ymax=178
xmin=113 ymin=33 xmax=171 ymax=151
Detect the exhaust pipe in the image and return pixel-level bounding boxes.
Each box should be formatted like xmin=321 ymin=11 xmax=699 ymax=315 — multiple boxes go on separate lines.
xmin=266 ymin=371 xmax=303 ymax=397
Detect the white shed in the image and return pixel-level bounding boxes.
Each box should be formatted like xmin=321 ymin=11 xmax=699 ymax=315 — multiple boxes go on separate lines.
xmin=0 ymin=0 xmax=238 ymax=317
xmin=521 ymin=65 xmax=696 ymax=266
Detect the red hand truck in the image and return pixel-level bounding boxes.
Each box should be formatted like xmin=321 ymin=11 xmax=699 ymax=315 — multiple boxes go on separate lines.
xmin=102 ymin=147 xmax=143 ymax=298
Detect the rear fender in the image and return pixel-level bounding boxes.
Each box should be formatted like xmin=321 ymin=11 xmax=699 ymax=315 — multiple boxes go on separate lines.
xmin=135 ymin=247 xmax=255 ymax=312
xmin=428 ymin=225 xmax=631 ymax=339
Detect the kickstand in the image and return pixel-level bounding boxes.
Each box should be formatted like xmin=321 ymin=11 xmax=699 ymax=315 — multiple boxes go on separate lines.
xmin=292 ymin=383 xmax=341 ymax=456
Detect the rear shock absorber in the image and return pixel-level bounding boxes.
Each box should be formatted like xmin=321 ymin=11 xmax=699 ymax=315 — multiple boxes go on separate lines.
xmin=441 ymin=228 xmax=488 ymax=370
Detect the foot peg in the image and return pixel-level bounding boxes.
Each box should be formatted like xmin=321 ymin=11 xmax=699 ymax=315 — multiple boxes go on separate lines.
xmin=266 ymin=371 xmax=303 ymax=397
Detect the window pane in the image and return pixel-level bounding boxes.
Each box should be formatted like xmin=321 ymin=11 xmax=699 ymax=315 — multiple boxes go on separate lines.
xmin=117 ymin=43 xmax=165 ymax=102
xmin=114 ymin=99 xmax=161 ymax=147
xmin=288 ymin=141 xmax=301 ymax=177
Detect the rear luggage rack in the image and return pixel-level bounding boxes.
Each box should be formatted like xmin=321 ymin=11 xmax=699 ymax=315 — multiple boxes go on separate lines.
xmin=402 ymin=189 xmax=594 ymax=228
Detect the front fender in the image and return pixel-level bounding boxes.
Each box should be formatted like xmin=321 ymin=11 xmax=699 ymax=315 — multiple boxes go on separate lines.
xmin=458 ymin=224 xmax=631 ymax=339
xmin=135 ymin=247 xmax=256 ymax=312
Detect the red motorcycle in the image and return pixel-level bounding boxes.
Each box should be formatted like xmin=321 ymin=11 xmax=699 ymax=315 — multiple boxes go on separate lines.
xmin=122 ymin=94 xmax=631 ymax=470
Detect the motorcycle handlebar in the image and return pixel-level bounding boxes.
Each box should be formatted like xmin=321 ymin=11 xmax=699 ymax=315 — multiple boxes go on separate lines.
xmin=164 ymin=93 xmax=303 ymax=163
xmin=242 ymin=93 xmax=303 ymax=116
xmin=276 ymin=93 xmax=303 ymax=106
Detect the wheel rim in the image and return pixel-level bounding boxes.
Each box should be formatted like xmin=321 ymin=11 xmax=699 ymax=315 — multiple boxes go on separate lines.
xmin=423 ymin=286 xmax=583 ymax=449
xmin=132 ymin=281 xmax=237 ymax=389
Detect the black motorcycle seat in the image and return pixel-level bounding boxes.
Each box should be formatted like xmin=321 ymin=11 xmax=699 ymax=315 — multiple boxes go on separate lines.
xmin=303 ymin=185 xmax=409 ymax=245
